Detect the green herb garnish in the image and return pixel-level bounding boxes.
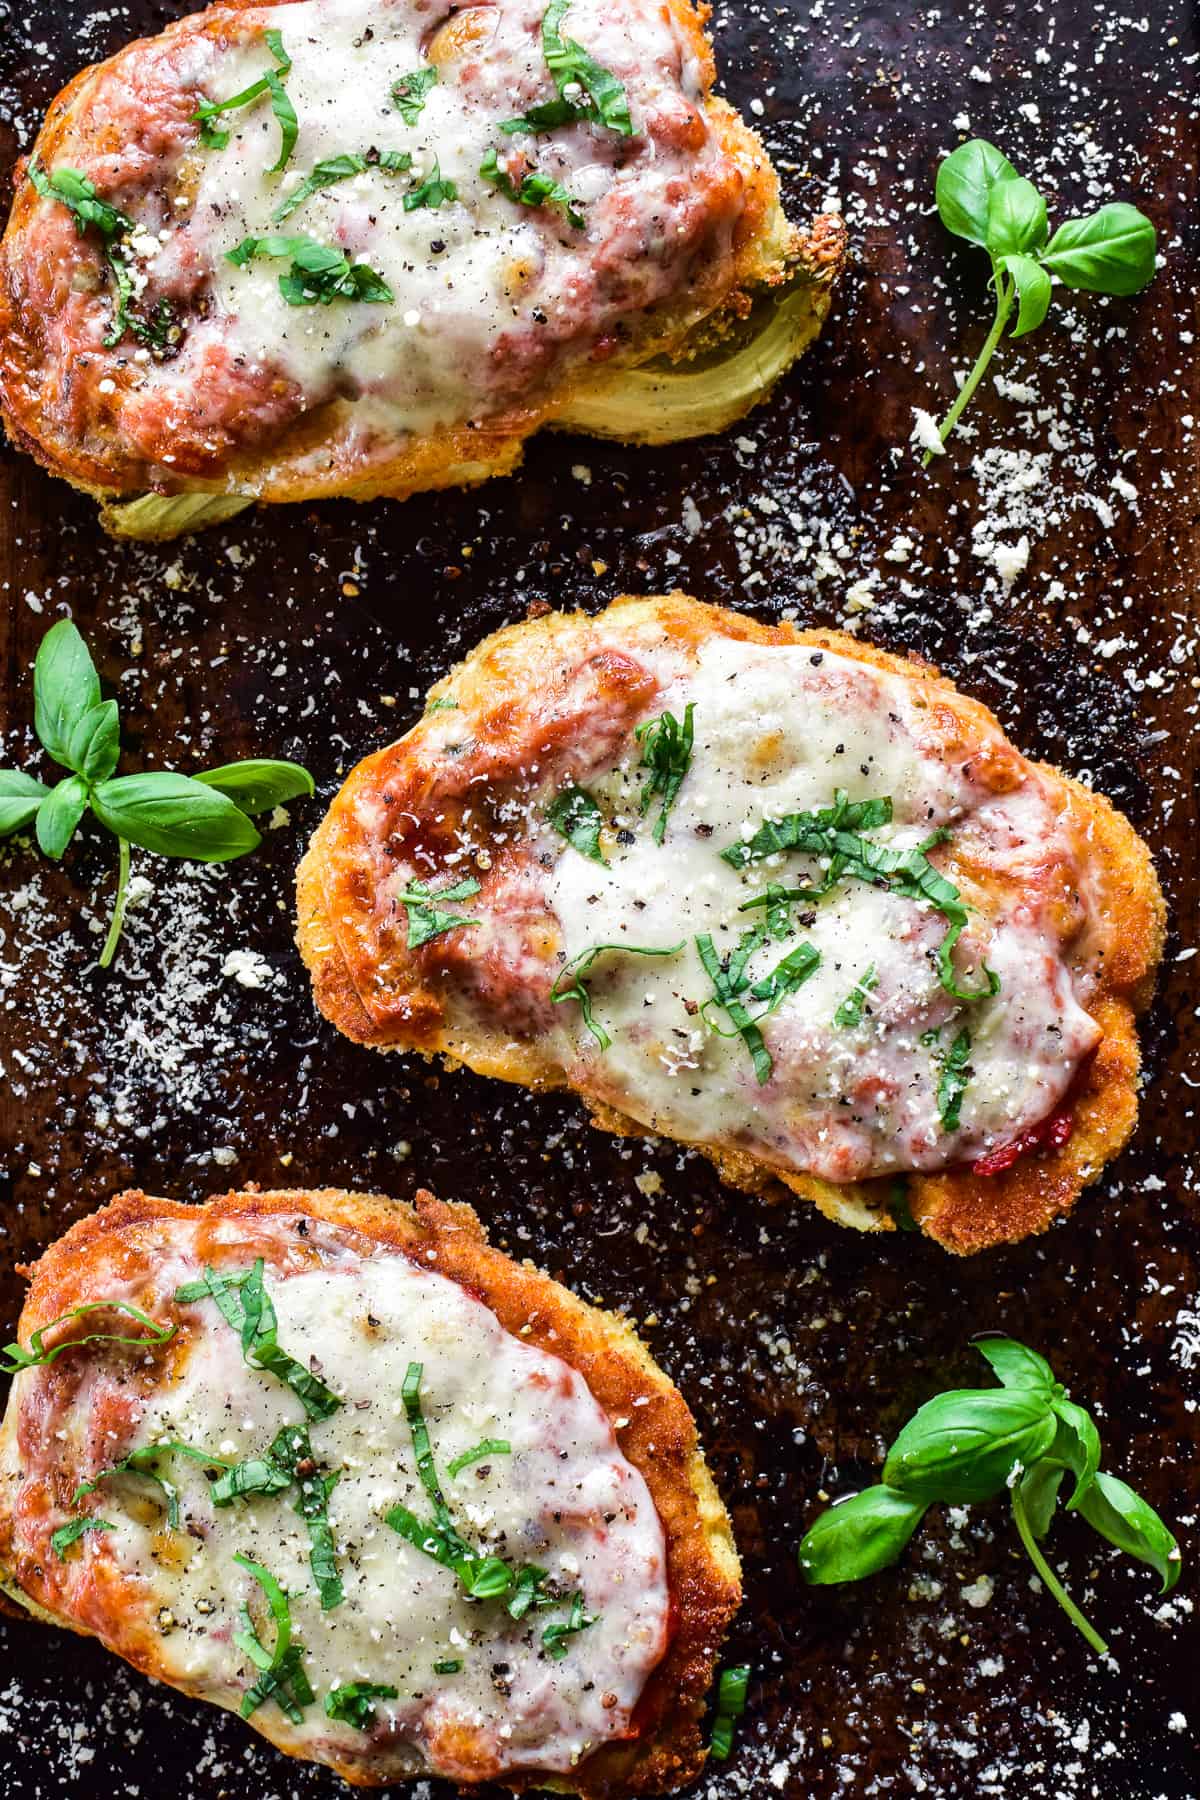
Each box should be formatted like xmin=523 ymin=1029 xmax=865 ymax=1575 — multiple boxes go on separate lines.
xmin=922 ymin=140 xmax=1157 ymax=463
xmin=227 ymin=232 xmax=393 ymax=304
xmin=541 ymin=1590 xmax=596 ymax=1660
xmin=174 ymin=1260 xmax=341 ymax=1421
xmin=550 ymin=940 xmax=684 ymax=1050
xmin=447 ymin=1438 xmax=512 ymax=1477
xmin=404 ymin=158 xmax=458 ymax=212
xmin=834 ymin=964 xmax=878 ymax=1028
xmin=635 ymin=703 xmax=694 ymax=845
xmin=546 ymin=782 xmax=606 ymax=862
xmin=0 ymin=620 xmax=311 ymax=968
xmin=75 ymin=1440 xmax=233 ymax=1530
xmin=723 ymin=790 xmax=999 ymax=1004
xmin=0 ymin=1298 xmax=175 ymax=1374
xmin=433 ymin=1658 xmax=462 ymax=1675
xmin=710 ymin=1664 xmax=750 ymax=1761
xmin=396 ymin=875 xmax=482 ymax=950
xmin=195 ymin=28 xmax=296 ymax=170
xmin=479 ymin=148 xmax=584 ymax=228
xmin=271 ymin=149 xmax=413 ymax=222
xmin=798 ymin=1336 xmax=1181 ymax=1655
xmin=696 ymin=930 xmax=821 ymax=1085
xmin=326 ymin=1681 xmax=399 ymax=1728
xmin=926 ymin=1026 xmax=972 ymax=1131
xmin=234 ymin=1553 xmax=314 ymax=1722
xmin=27 ymin=161 xmax=176 ymax=350
xmin=50 ymin=1516 xmax=114 ymax=1558
xmin=503 ymin=0 xmax=633 ymax=137
xmin=391 ymin=67 xmax=437 ymax=125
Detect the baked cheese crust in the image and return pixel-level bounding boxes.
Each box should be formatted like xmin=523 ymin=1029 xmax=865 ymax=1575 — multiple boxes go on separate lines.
xmin=297 ymin=593 xmax=1165 ymax=1255
xmin=0 ymin=0 xmax=843 ymax=530
xmin=0 ymin=1185 xmax=740 ymax=1794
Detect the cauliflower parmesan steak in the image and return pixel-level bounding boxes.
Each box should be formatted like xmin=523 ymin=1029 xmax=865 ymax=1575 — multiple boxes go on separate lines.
xmin=0 ymin=0 xmax=844 ymax=539
xmin=297 ymin=594 xmax=1164 ymax=1255
xmin=0 ymin=1185 xmax=740 ymax=1793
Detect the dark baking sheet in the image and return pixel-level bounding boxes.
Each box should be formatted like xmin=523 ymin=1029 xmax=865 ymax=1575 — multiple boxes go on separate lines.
xmin=1 ymin=0 xmax=1198 ymax=1795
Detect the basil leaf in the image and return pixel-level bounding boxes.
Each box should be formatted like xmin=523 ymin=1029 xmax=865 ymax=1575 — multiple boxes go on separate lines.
xmin=697 ymin=931 xmax=773 ymax=1085
xmin=973 ymin=1337 xmax=1056 ymax=1395
xmin=833 ymin=964 xmax=877 ymax=1028
xmin=90 ymin=772 xmax=261 ymax=862
xmin=540 ymin=0 xmax=632 ymax=135
xmin=65 ymin=699 xmax=120 ymax=784
xmin=404 ymin=157 xmax=458 ymax=213
xmin=546 ymin=782 xmax=606 ymax=862
xmin=551 ymin=939 xmax=684 ymax=1051
xmin=935 ymin=138 xmax=1020 ymax=247
xmin=447 ymin=1438 xmax=511 ymax=1477
xmin=634 ymin=703 xmax=694 ymax=845
xmin=391 ymin=67 xmax=437 ymax=124
xmin=883 ymin=1388 xmax=1057 ymax=1503
xmin=227 ymin=233 xmax=392 ymax=306
xmin=723 ymin=790 xmax=893 ymax=869
xmin=270 ymin=1422 xmax=344 ymax=1609
xmin=1018 ymin=1459 xmax=1066 ymax=1540
xmin=265 ymin=70 xmax=298 ymax=174
xmin=986 ymin=174 xmax=1048 ymax=257
xmin=433 ymin=1658 xmax=462 ymax=1673
xmin=1040 ymin=202 xmax=1157 ymax=296
xmin=1002 ymin=251 xmax=1053 ymax=337
xmin=27 ymin=161 xmax=131 ymax=239
xmin=479 ymin=147 xmax=584 ymax=229
xmin=1049 ymin=1396 xmax=1101 ymax=1510
xmin=211 ymin=1457 xmax=294 ymax=1506
xmin=34 ymin=775 xmax=88 ymax=861
xmin=195 ymin=29 xmax=294 ymax=171
xmin=272 ymin=152 xmax=366 ymax=223
xmin=0 ymin=1299 xmax=175 ymax=1374
xmin=542 ymin=1591 xmax=596 ymax=1660
xmin=194 ymin=759 xmax=314 ymax=814
xmin=235 ymin=1552 xmax=313 ymax=1722
xmin=709 ymin=1663 xmax=750 ymax=1761
xmin=928 ymin=1027 xmax=972 ymax=1132
xmin=748 ymin=940 xmax=821 ymax=1013
xmin=1076 ymin=1471 xmax=1181 ymax=1592
xmin=50 ymin=1516 xmax=113 ymax=1558
xmin=0 ymin=770 xmax=51 ymax=837
xmin=76 ymin=1444 xmax=185 ymax=1529
xmin=326 ymin=1682 xmax=398 ymax=1728
xmin=798 ymin=1484 xmax=928 ymax=1583
xmin=174 ymin=1261 xmax=341 ymax=1420
xmin=397 ymin=875 xmax=481 ymax=950
xmin=33 ymin=619 xmax=102 ymax=766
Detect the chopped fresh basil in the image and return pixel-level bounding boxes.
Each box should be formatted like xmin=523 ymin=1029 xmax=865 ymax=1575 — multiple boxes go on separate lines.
xmin=542 ymin=1591 xmax=596 ymax=1660
xmin=503 ymin=0 xmax=633 ymax=137
xmin=888 ymin=1179 xmax=920 ymax=1233
xmin=425 ymin=696 xmax=459 ymax=712
xmin=697 ymin=931 xmax=820 ymax=1085
xmin=272 ymin=149 xmax=414 ymax=223
xmin=550 ymin=940 xmax=685 ymax=1051
xmin=404 ymin=158 xmax=458 ymax=212
xmin=396 ymin=875 xmax=482 ymax=950
xmin=210 ymin=1456 xmax=293 ymax=1506
xmin=325 ymin=1681 xmax=398 ymax=1728
xmin=710 ymin=1663 xmax=750 ymax=1761
xmin=546 ymin=782 xmax=606 ymax=862
xmin=723 ymin=790 xmax=1000 ymax=1003
xmin=834 ymin=964 xmax=878 ymax=1028
xmin=926 ymin=1026 xmax=972 ymax=1132
xmin=737 ymin=882 xmax=820 ymax=939
xmin=447 ymin=1438 xmax=512 ymax=1477
xmin=174 ymin=1260 xmax=341 ymax=1420
xmin=195 ymin=28 xmax=296 ymax=170
xmin=25 ymin=162 xmax=175 ymax=351
xmin=234 ymin=1553 xmax=313 ymax=1723
xmin=479 ymin=148 xmax=584 ymax=228
xmin=391 ymin=66 xmax=437 ymax=125
xmin=50 ymin=1516 xmax=113 ymax=1558
xmin=748 ymin=941 xmax=821 ymax=1011
xmin=28 ymin=160 xmax=129 ymax=239
xmin=1 ymin=1298 xmax=175 ymax=1374
xmin=273 ymin=1423 xmax=344 ymax=1610
xmin=226 ymin=233 xmax=393 ymax=305
xmin=635 ymin=703 xmax=694 ymax=845
xmin=433 ymin=1658 xmax=462 ymax=1675
xmin=75 ymin=1440 xmax=232 ymax=1529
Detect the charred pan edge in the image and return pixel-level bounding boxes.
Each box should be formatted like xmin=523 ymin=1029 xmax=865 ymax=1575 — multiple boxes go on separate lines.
xmin=296 ymin=593 xmax=1166 ymax=1257
xmin=0 ymin=0 xmax=844 ymax=538
xmin=0 ymin=1185 xmax=741 ymax=1798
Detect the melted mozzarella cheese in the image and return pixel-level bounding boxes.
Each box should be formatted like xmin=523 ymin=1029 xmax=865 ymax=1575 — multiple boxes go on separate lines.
xmin=543 ymin=636 xmax=1100 ymax=1181
xmin=34 ymin=1222 xmax=668 ymax=1780
xmin=162 ymin=0 xmax=725 ymax=439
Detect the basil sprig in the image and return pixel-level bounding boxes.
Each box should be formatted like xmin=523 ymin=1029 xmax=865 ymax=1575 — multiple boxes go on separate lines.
xmin=710 ymin=1664 xmax=750 ymax=1762
xmin=550 ymin=940 xmax=684 ymax=1051
xmin=635 ymin=703 xmax=695 ymax=845
xmin=174 ymin=1260 xmax=341 ymax=1421
xmin=195 ymin=28 xmax=296 ymax=171
xmin=326 ymin=1682 xmax=399 ymax=1729
xmin=503 ymin=0 xmax=633 ymax=137
xmin=0 ymin=620 xmax=312 ymax=968
xmin=234 ymin=1553 xmax=314 ymax=1722
xmin=725 ymin=789 xmax=999 ymax=1004
xmin=396 ymin=875 xmax=481 ymax=950
xmin=798 ymin=1337 xmax=1182 ymax=1654
xmin=922 ymin=139 xmax=1157 ymax=463
xmin=1 ymin=1298 xmax=175 ymax=1373
xmin=27 ymin=161 xmax=175 ymax=350
xmin=227 ymin=233 xmax=393 ymax=305
xmin=479 ymin=148 xmax=584 ymax=229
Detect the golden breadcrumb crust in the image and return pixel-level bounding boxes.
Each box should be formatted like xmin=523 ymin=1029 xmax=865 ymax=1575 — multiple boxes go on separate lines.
xmin=0 ymin=0 xmax=840 ymax=518
xmin=296 ymin=593 xmax=1165 ymax=1256
xmin=0 ymin=1185 xmax=740 ymax=1797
